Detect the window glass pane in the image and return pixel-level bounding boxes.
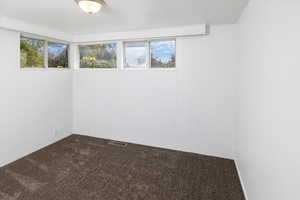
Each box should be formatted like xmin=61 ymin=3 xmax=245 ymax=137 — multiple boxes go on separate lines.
xmin=48 ymin=42 xmax=69 ymax=68
xmin=20 ymin=36 xmax=45 ymax=68
xmin=79 ymin=43 xmax=117 ymax=68
xmin=124 ymin=42 xmax=148 ymax=68
xmin=150 ymin=40 xmax=176 ymax=68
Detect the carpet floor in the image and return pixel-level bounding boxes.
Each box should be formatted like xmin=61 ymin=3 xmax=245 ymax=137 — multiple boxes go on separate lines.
xmin=0 ymin=135 xmax=245 ymax=200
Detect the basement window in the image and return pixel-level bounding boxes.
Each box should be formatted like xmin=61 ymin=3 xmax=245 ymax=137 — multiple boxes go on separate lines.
xmin=20 ymin=36 xmax=45 ymax=68
xmin=123 ymin=39 xmax=176 ymax=69
xmin=48 ymin=42 xmax=69 ymax=68
xmin=20 ymin=35 xmax=69 ymax=68
xmin=79 ymin=43 xmax=117 ymax=68
xmin=150 ymin=40 xmax=176 ymax=68
xmin=124 ymin=41 xmax=148 ymax=68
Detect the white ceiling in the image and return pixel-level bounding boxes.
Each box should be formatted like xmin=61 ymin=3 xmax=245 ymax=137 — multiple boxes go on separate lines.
xmin=0 ymin=0 xmax=249 ymax=35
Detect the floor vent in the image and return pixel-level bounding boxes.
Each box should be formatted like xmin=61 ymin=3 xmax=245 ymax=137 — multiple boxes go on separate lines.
xmin=108 ymin=141 xmax=128 ymax=147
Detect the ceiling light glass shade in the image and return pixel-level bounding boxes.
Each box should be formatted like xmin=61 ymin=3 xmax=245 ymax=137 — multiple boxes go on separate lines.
xmin=75 ymin=0 xmax=103 ymax=14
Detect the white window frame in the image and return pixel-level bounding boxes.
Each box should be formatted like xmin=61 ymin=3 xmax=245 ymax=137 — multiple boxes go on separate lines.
xmin=76 ymin=41 xmax=119 ymax=70
xmin=74 ymin=37 xmax=176 ymax=71
xmin=20 ymin=33 xmax=70 ymax=70
xmin=149 ymin=39 xmax=176 ymax=69
xmin=123 ymin=40 xmax=150 ymax=70
xmin=121 ymin=38 xmax=176 ymax=70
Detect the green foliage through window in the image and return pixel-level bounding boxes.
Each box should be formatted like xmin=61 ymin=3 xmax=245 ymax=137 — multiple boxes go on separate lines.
xmin=48 ymin=42 xmax=69 ymax=68
xmin=79 ymin=44 xmax=117 ymax=68
xmin=20 ymin=36 xmax=69 ymax=68
xmin=20 ymin=36 xmax=44 ymax=68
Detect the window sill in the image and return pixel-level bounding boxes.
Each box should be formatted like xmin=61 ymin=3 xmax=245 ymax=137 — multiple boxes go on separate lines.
xmin=20 ymin=67 xmax=71 ymax=71
xmin=74 ymin=67 xmax=176 ymax=71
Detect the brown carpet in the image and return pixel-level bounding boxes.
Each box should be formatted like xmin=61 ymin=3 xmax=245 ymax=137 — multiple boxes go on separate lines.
xmin=0 ymin=135 xmax=245 ymax=200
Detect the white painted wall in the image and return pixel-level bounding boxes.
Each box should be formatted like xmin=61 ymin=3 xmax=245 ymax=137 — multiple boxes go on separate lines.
xmin=0 ymin=25 xmax=236 ymax=167
xmin=236 ymin=0 xmax=300 ymax=199
xmin=72 ymin=24 xmax=207 ymax=42
xmin=0 ymin=29 xmax=73 ymax=166
xmin=1 ymin=2 xmax=299 ymax=198
xmin=73 ymin=25 xmax=237 ymax=159
xmin=0 ymin=17 xmax=72 ymax=42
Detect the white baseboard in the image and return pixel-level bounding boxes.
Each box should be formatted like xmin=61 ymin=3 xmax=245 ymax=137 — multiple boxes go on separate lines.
xmin=235 ymin=160 xmax=249 ymax=200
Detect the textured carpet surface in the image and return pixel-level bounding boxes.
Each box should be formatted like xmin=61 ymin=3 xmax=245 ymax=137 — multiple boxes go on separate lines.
xmin=0 ymin=135 xmax=245 ymax=200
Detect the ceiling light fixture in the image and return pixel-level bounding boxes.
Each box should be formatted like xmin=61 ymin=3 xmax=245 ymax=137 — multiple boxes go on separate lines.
xmin=75 ymin=0 xmax=105 ymax=14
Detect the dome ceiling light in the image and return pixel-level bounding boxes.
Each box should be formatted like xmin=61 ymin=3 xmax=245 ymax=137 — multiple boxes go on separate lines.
xmin=75 ymin=0 xmax=105 ymax=14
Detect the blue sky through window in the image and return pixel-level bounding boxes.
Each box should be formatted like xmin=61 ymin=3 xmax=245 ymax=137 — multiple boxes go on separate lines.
xmin=48 ymin=43 xmax=68 ymax=58
xmin=151 ymin=40 xmax=175 ymax=63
